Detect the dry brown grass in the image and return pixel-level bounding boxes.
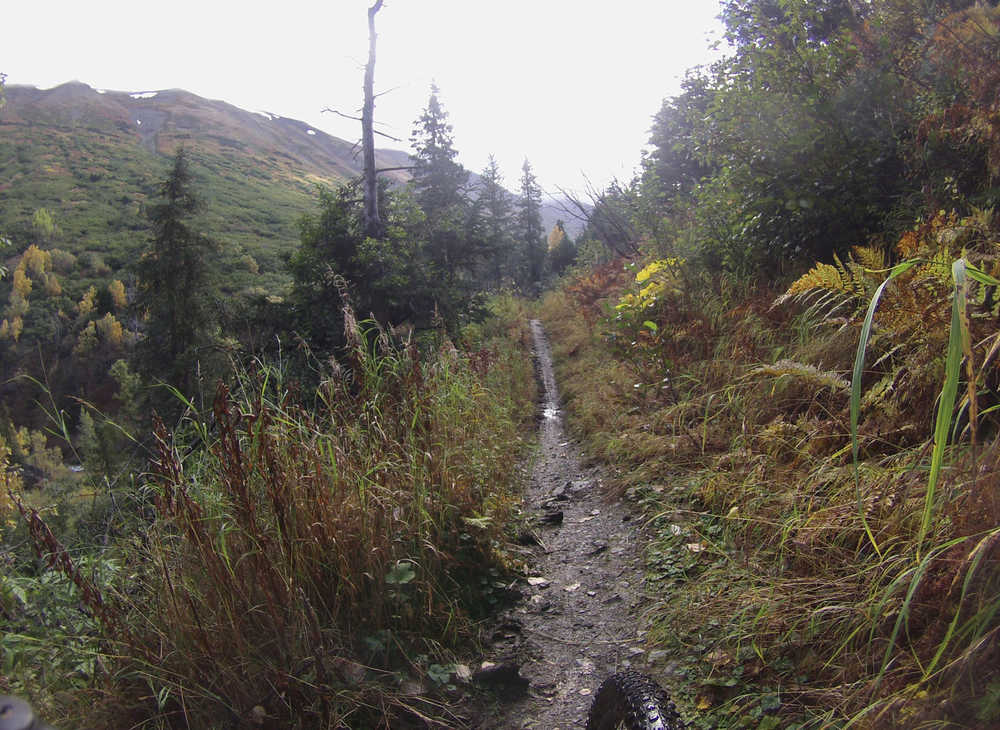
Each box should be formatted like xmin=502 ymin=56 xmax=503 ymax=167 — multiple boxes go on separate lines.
xmin=17 ymin=298 xmax=536 ymax=729
xmin=539 ymin=263 xmax=1000 ymax=727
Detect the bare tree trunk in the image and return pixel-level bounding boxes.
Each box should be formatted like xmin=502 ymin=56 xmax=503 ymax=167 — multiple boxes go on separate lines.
xmin=362 ymin=0 xmax=384 ymax=239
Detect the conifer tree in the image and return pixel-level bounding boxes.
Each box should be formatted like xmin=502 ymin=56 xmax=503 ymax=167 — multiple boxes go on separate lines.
xmin=476 ymin=155 xmax=514 ymax=287
xmin=410 ymin=84 xmax=468 ymax=220
xmin=409 ymin=85 xmax=475 ymax=321
xmin=134 ymin=148 xmax=221 ymax=397
xmin=516 ymin=159 xmax=546 ymax=288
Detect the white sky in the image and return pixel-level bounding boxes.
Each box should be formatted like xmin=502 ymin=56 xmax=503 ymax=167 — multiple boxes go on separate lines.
xmin=4 ymin=0 xmax=724 ymax=195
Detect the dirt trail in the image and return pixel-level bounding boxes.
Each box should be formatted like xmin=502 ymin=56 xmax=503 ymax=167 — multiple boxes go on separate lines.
xmin=475 ymin=321 xmax=656 ymax=729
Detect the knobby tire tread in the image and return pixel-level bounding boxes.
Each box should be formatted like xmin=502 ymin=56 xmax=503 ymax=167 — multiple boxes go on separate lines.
xmin=586 ymin=671 xmax=685 ymax=730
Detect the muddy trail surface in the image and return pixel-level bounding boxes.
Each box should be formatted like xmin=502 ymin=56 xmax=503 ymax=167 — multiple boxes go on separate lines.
xmin=472 ymin=321 xmax=660 ymax=729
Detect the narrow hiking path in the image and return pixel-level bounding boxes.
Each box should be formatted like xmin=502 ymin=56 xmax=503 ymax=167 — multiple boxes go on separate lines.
xmin=475 ymin=321 xmax=662 ymax=729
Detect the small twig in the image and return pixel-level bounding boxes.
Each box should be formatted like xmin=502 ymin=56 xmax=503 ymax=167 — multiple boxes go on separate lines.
xmin=322 ymin=107 xmax=403 ymax=141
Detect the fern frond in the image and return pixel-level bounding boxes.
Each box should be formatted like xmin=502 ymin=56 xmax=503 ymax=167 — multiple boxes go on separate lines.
xmin=897 ymin=229 xmax=922 ymax=258
xmin=852 ymin=245 xmax=886 ymax=273
xmin=860 ymin=368 xmax=904 ymax=410
xmin=914 ymin=249 xmax=956 ymax=286
xmin=782 ymin=261 xmax=847 ymax=299
xmin=752 ymin=359 xmax=850 ymax=391
xmin=782 ymin=248 xmax=883 ymax=297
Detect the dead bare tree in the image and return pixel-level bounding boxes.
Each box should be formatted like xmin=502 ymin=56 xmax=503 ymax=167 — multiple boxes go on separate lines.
xmin=557 ymin=177 xmax=640 ymax=259
xmin=321 ymin=3 xmax=417 ymax=238
xmin=362 ymin=0 xmax=385 ymax=239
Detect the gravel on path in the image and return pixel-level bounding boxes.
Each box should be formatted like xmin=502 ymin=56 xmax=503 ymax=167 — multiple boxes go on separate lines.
xmin=474 ymin=321 xmax=659 ymax=729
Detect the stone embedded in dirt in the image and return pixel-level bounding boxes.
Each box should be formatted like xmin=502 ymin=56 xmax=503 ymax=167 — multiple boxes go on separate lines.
xmin=473 ymin=660 xmax=530 ymax=698
xmin=533 ymin=681 xmax=558 ymax=697
xmin=663 ymin=660 xmax=687 ymax=677
xmin=332 ymin=657 xmax=367 ymax=685
xmin=628 ymin=647 xmax=646 ymax=657
xmin=454 ymin=664 xmax=473 ymax=683
xmin=563 ymin=582 xmax=581 ymax=592
xmin=647 ymin=649 xmax=670 ymax=664
xmin=528 ymin=594 xmax=551 ymax=612
xmin=492 ymin=619 xmax=523 ymax=638
xmin=399 ymin=679 xmax=426 ymax=696
xmin=526 ymin=576 xmax=550 ymax=588
xmin=538 ymin=509 xmax=563 ymax=525
xmin=548 ymin=483 xmax=570 ymax=500
xmin=586 ymin=541 xmax=609 ymax=556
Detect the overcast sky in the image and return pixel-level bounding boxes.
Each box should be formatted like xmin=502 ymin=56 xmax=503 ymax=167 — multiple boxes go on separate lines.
xmin=4 ymin=0 xmax=723 ymax=195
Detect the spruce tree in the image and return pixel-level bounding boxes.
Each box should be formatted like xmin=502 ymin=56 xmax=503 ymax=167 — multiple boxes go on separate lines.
xmin=516 ymin=159 xmax=546 ymax=288
xmin=476 ymin=155 xmax=514 ymax=288
xmin=134 ymin=148 xmax=221 ymax=398
xmin=409 ymin=85 xmax=474 ymax=322
xmin=410 ymin=84 xmax=468 ymax=220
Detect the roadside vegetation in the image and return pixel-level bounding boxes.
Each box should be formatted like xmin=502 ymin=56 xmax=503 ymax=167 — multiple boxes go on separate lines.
xmin=539 ymin=1 xmax=1000 ymax=727
xmin=2 ymin=293 xmax=537 ymax=728
xmin=0 ymin=66 xmax=559 ymax=727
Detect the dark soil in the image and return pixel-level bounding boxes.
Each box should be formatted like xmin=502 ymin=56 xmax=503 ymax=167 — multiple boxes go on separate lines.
xmin=469 ymin=321 xmax=663 ymax=729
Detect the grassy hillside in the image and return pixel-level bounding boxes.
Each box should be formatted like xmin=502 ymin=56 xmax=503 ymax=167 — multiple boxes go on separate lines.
xmin=0 ymin=81 xmax=412 ymax=297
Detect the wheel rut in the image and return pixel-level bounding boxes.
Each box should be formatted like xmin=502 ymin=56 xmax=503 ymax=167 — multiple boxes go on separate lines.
xmin=474 ymin=320 xmax=656 ymax=729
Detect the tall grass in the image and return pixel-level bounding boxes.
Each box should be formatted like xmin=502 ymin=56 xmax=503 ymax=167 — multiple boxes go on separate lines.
xmin=539 ymin=257 xmax=1000 ymax=727
xmin=13 ymin=297 xmax=534 ymax=728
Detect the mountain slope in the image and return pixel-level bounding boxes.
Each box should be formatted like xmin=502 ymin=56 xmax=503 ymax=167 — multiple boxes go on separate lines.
xmin=0 ymin=81 xmax=412 ymax=295
xmin=0 ymin=81 xmax=583 ymax=299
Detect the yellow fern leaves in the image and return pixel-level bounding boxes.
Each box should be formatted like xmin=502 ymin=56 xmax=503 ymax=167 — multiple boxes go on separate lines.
xmin=780 ymin=209 xmax=999 ymax=310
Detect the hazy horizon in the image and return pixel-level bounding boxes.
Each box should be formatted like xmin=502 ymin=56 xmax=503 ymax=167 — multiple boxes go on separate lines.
xmin=4 ymin=0 xmax=724 ymax=195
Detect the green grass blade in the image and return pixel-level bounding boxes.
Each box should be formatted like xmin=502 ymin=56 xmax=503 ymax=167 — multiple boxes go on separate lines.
xmin=965 ymin=263 xmax=1000 ymax=288
xmin=916 ymin=260 xmax=967 ymax=559
xmin=851 ymin=261 xmax=916 ymax=556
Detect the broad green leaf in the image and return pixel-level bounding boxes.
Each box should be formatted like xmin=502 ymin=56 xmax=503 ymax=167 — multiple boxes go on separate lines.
xmin=385 ymin=561 xmax=416 ymax=585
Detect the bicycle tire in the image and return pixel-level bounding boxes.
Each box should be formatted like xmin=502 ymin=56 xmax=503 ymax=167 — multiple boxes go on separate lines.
xmin=586 ymin=671 xmax=686 ymax=730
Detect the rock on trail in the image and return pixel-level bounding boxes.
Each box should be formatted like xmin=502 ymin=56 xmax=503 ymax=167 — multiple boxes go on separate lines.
xmin=474 ymin=321 xmax=658 ymax=729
